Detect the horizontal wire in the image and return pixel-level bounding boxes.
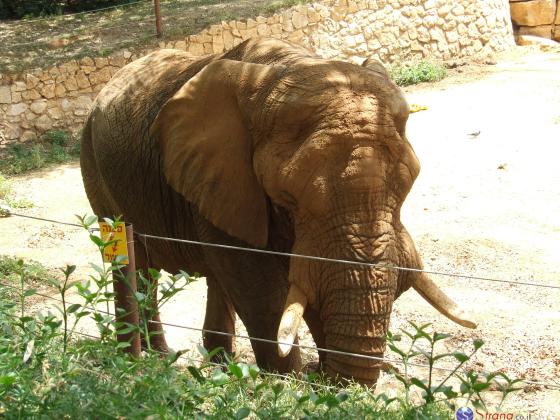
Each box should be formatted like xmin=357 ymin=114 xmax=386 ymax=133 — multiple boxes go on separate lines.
xmin=138 ymin=233 xmax=560 ymax=290
xmin=4 ymin=210 xmax=559 ymax=289
xmin=5 ymin=211 xmax=83 ymax=228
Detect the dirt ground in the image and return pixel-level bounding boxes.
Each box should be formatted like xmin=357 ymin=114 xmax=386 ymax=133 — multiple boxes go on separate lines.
xmin=1 ymin=45 xmax=559 ymax=415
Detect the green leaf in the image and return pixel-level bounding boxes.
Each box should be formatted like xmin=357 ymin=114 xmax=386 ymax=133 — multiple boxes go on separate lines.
xmin=249 ymin=365 xmax=260 ymax=380
xmin=453 ymin=352 xmax=469 ymax=363
xmin=116 ymin=342 xmax=131 ymax=349
xmin=297 ymin=395 xmax=310 ymax=404
xmin=271 ymin=382 xmax=284 ymax=395
xmin=235 ymin=407 xmax=250 ymax=420
xmin=133 ymin=292 xmax=146 ymax=302
xmin=206 ymin=346 xmax=224 ymax=360
xmin=67 ymin=303 xmax=81 ymax=313
xmin=336 ymin=391 xmax=349 ymax=402
xmin=0 ymin=375 xmax=16 ymax=387
xmin=473 ymin=382 xmax=491 ymax=392
xmin=228 ymin=363 xmax=243 ymax=379
xmin=433 ymin=332 xmax=451 ymax=342
xmin=473 ymin=339 xmax=484 ymax=350
xmin=84 ymin=214 xmax=98 ymax=227
xmin=410 ymin=377 xmax=429 ymax=391
xmin=188 ymin=366 xmax=205 ymax=384
xmin=89 ymin=234 xmax=105 ymax=247
xmin=117 ymin=325 xmax=138 ymax=335
xmin=23 ymin=288 xmax=37 ymax=297
xmin=210 ymin=370 xmax=228 ymax=386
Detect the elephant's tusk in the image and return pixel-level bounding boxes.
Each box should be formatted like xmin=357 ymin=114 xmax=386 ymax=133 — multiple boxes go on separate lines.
xmin=413 ymin=273 xmax=477 ymax=329
xmin=277 ymin=284 xmax=307 ymax=357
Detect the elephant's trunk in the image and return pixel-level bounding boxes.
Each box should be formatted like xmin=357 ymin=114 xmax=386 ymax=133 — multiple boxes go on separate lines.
xmin=319 ymin=264 xmax=396 ymax=385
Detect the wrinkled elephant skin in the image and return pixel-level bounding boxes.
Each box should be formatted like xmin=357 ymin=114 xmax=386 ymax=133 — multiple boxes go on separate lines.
xmin=81 ymin=37 xmax=475 ymax=386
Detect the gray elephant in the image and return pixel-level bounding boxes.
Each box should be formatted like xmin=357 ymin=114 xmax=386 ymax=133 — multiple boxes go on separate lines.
xmin=80 ymin=37 xmax=475 ymax=386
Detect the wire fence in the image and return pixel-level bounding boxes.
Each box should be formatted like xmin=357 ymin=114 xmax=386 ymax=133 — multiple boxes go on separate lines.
xmin=0 ymin=0 xmax=288 ymax=73
xmin=1 ymin=209 xmax=559 ymax=391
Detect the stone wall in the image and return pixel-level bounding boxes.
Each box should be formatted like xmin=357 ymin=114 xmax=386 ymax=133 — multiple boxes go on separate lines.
xmin=0 ymin=0 xmax=514 ymax=146
xmin=509 ymin=0 xmax=560 ymax=41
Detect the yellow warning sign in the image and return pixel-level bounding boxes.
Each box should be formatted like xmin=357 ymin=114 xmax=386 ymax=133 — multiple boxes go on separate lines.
xmin=99 ymin=222 xmax=129 ymax=264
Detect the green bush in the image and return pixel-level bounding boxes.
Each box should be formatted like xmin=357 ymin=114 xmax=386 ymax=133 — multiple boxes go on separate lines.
xmin=389 ymin=61 xmax=447 ymax=86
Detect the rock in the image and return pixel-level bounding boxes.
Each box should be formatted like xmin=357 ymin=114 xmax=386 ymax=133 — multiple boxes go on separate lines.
xmin=26 ymin=74 xmax=40 ymax=89
xmin=40 ymin=83 xmax=56 ymax=99
xmin=34 ymin=115 xmax=53 ymax=132
xmin=22 ymin=89 xmax=41 ymax=101
xmin=0 ymin=86 xmax=11 ymax=104
xmin=257 ymin=23 xmax=270 ymax=36
xmin=80 ymin=57 xmax=94 ymax=66
xmin=94 ymin=57 xmax=109 ymax=68
xmin=517 ymin=33 xmax=559 ymax=45
xmin=518 ymin=25 xmax=554 ymax=39
xmin=65 ymin=76 xmax=78 ymax=91
xmin=223 ymin=30 xmax=234 ymax=50
xmin=174 ymin=40 xmax=187 ymax=51
xmin=21 ymin=131 xmax=35 ymax=142
xmin=30 ymin=100 xmax=48 ymax=114
xmin=292 ymin=11 xmax=308 ymax=29
xmin=75 ymin=72 xmax=90 ymax=89
xmin=188 ymin=43 xmax=204 ymax=56
xmin=12 ymin=81 xmax=26 ymax=92
xmin=510 ymin=0 xmax=556 ymax=26
xmin=55 ymin=83 xmax=66 ymax=98
xmin=8 ymin=103 xmax=27 ymax=116
xmin=89 ymin=67 xmax=112 ymax=86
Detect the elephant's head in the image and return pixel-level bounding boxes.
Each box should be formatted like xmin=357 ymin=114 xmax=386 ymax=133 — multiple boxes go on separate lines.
xmin=150 ymin=52 xmax=476 ymax=386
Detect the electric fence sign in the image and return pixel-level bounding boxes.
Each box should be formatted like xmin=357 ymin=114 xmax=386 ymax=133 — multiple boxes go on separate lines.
xmin=98 ymin=221 xmax=129 ymax=264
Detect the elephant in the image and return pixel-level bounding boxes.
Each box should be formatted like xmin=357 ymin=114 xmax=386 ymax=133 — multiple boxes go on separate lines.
xmin=80 ymin=37 xmax=476 ymax=386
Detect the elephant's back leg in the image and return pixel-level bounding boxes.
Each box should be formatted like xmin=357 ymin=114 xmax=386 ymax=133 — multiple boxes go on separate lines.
xmin=80 ymin=115 xmax=122 ymax=219
xmin=203 ymin=274 xmax=236 ymax=357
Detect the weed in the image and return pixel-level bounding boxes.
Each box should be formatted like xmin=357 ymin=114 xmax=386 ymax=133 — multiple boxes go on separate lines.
xmin=389 ymin=60 xmax=447 ymax=86
xmin=0 ymin=174 xmax=33 ymax=208
xmin=0 ymin=130 xmax=80 ymax=175
xmin=0 ymin=175 xmax=12 ymax=201
xmin=0 ymin=255 xmax=55 ymax=286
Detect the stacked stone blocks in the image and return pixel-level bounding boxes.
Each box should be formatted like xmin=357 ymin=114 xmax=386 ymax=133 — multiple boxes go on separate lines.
xmin=0 ymin=0 xmax=514 ymax=146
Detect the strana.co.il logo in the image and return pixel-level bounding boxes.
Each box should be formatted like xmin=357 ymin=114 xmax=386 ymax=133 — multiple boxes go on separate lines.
xmin=456 ymin=407 xmax=474 ymax=420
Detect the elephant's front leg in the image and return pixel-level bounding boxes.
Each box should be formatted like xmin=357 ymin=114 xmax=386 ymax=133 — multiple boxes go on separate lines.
xmin=203 ymin=275 xmax=236 ymax=358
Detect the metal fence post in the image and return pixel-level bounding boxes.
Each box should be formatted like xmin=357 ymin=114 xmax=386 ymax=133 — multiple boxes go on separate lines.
xmin=154 ymin=0 xmax=162 ymax=37
xmin=113 ymin=223 xmax=141 ymax=357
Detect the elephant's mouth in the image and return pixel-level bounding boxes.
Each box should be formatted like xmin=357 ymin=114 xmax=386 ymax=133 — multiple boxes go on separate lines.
xmin=276 ymin=273 xmax=476 ymax=386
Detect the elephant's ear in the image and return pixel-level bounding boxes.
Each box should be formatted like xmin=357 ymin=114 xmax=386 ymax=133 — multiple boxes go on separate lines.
xmin=150 ymin=59 xmax=282 ymax=248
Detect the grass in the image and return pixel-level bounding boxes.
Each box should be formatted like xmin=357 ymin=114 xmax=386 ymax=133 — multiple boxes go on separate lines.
xmin=389 ymin=61 xmax=447 ymax=86
xmin=0 ymin=130 xmax=80 ymax=176
xmin=0 ymin=0 xmax=312 ymax=73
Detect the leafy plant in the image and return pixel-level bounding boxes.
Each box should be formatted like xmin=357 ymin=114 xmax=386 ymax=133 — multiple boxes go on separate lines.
xmin=386 ymin=322 xmax=522 ymax=411
xmin=389 ymin=61 xmax=447 ymax=86
xmin=0 ymin=130 xmax=80 ymax=175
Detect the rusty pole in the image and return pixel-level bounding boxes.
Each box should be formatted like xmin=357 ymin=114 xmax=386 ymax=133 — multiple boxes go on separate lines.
xmin=154 ymin=0 xmax=163 ymax=38
xmin=113 ymin=223 xmax=141 ymax=357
